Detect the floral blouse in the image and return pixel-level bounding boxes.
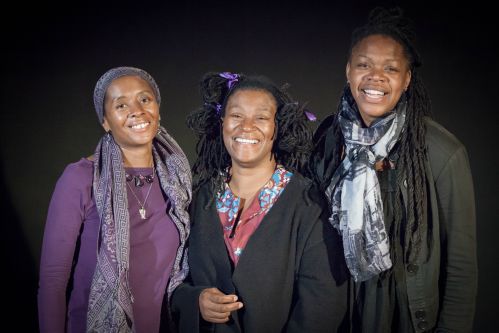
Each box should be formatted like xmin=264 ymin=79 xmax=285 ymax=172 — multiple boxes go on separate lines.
xmin=216 ymin=166 xmax=292 ymax=265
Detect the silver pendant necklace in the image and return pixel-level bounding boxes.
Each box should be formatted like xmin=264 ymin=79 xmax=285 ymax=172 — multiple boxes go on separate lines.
xmin=126 ymin=167 xmax=155 ymax=219
xmin=127 ymin=180 xmax=154 ymax=219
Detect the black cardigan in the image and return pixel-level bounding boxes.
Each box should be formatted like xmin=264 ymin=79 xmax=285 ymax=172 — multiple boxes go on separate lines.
xmin=171 ymin=173 xmax=349 ymax=332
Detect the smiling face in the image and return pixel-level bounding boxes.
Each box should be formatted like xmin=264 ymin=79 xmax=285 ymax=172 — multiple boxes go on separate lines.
xmin=346 ymin=34 xmax=412 ymax=126
xmin=102 ymin=75 xmax=160 ymax=149
xmin=222 ymin=89 xmax=277 ymax=169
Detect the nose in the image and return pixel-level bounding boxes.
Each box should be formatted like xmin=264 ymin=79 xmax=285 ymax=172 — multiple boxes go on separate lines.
xmin=366 ymin=67 xmax=386 ymax=82
xmin=128 ymin=101 xmax=145 ymax=117
xmin=240 ymin=117 xmax=256 ymax=131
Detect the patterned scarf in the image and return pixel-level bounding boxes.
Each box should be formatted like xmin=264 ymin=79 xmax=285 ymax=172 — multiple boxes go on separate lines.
xmin=86 ymin=127 xmax=192 ymax=332
xmin=326 ymin=89 xmax=406 ymax=282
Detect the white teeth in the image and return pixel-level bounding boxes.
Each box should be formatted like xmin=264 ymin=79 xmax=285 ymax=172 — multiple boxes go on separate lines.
xmin=364 ymin=89 xmax=385 ymax=97
xmin=235 ymin=137 xmax=259 ymax=144
xmin=131 ymin=122 xmax=149 ymax=129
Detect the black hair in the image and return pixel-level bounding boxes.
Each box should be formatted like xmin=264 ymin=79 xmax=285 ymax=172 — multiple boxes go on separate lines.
xmin=320 ymin=7 xmax=432 ymax=265
xmin=187 ymin=72 xmax=313 ymax=195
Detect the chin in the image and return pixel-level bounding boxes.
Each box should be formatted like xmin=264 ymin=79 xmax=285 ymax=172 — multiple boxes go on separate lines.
xmin=361 ymin=106 xmax=392 ymax=118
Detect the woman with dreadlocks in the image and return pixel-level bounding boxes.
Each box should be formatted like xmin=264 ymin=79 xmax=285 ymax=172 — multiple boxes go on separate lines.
xmin=171 ymin=72 xmax=348 ymax=332
xmin=38 ymin=67 xmax=192 ymax=332
xmin=311 ymin=7 xmax=477 ymax=333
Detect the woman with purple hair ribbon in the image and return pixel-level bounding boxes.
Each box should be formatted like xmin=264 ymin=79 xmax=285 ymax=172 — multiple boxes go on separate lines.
xmin=170 ymin=71 xmax=348 ymax=332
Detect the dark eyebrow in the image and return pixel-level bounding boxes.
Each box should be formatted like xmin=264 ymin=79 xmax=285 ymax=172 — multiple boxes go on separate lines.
xmin=111 ymin=90 xmax=154 ymax=102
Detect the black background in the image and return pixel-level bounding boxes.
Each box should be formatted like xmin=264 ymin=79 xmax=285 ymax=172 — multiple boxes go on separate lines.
xmin=2 ymin=1 xmax=497 ymax=331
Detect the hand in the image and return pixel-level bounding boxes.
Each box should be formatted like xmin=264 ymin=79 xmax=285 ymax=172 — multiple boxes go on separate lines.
xmin=199 ymin=287 xmax=244 ymax=323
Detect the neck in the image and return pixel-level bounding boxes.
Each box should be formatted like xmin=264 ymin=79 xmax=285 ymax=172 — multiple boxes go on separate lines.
xmin=121 ymin=145 xmax=154 ymax=168
xmin=229 ymin=159 xmax=276 ymax=200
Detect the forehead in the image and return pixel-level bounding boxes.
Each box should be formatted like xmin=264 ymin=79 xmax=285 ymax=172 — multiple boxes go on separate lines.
xmin=352 ymin=34 xmax=407 ymax=60
xmin=227 ymin=88 xmax=277 ymax=108
xmin=106 ymin=75 xmax=152 ymax=97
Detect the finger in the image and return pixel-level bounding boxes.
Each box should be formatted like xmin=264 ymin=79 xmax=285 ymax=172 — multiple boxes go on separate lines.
xmin=212 ymin=301 xmax=243 ymax=313
xmin=205 ymin=316 xmax=230 ymax=324
xmin=205 ymin=309 xmax=231 ymax=320
xmin=209 ymin=293 xmax=239 ymax=304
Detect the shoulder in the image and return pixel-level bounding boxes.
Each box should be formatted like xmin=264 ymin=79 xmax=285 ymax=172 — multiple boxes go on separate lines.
xmin=313 ymin=114 xmax=336 ymax=143
xmin=286 ymin=172 xmax=328 ymax=209
xmin=287 ymin=172 xmax=313 ymax=193
xmin=189 ymin=181 xmax=214 ymax=213
xmin=56 ymin=158 xmax=94 ymax=190
xmin=425 ymin=117 xmax=465 ymax=155
xmin=312 ymin=114 xmax=337 ymax=155
xmin=424 ymin=117 xmax=469 ymax=176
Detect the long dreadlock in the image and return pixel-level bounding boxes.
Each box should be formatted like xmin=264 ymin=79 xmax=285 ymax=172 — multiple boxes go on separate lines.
xmin=187 ymin=72 xmax=313 ymax=196
xmin=315 ymin=7 xmax=432 ymax=265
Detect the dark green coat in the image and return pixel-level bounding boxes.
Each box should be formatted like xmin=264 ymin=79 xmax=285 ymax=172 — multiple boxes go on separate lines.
xmin=312 ymin=116 xmax=477 ymax=333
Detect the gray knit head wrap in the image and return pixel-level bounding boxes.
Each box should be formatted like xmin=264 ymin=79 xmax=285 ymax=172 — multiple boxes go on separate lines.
xmin=93 ymin=66 xmax=162 ymax=124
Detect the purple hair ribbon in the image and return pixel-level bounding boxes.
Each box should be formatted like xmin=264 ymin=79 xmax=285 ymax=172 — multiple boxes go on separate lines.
xmin=304 ymin=109 xmax=317 ymax=121
xmin=204 ymin=102 xmax=222 ymax=116
xmin=219 ymin=72 xmax=239 ymax=89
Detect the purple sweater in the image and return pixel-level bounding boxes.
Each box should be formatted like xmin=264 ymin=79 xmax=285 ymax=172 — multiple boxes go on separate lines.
xmin=38 ymin=158 xmax=180 ymax=333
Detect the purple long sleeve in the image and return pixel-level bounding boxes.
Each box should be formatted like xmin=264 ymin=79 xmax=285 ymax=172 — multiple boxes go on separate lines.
xmin=38 ymin=158 xmax=180 ymax=333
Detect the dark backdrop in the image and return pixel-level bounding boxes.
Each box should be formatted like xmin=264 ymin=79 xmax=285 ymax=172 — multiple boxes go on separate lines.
xmin=2 ymin=1 xmax=497 ymax=331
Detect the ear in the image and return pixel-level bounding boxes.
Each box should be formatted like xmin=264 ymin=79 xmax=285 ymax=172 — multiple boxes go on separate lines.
xmin=346 ymin=62 xmax=351 ymax=82
xmin=102 ymin=117 xmax=110 ymax=132
xmin=405 ymin=70 xmax=412 ymax=91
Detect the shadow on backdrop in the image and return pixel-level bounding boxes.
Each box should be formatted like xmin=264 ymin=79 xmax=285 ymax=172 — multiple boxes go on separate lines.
xmin=1 ymin=154 xmax=38 ymax=331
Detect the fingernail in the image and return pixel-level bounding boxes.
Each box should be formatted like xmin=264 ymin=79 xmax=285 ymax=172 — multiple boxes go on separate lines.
xmin=238 ymin=302 xmax=243 ymax=309
xmin=233 ymin=296 xmax=238 ymax=302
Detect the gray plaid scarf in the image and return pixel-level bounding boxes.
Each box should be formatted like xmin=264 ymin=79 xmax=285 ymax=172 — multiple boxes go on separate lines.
xmin=86 ymin=127 xmax=192 ymax=332
xmin=326 ymin=89 xmax=406 ymax=282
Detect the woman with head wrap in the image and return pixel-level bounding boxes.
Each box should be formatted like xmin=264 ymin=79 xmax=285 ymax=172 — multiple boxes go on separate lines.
xmin=171 ymin=72 xmax=348 ymax=332
xmin=38 ymin=67 xmax=192 ymax=332
xmin=311 ymin=7 xmax=477 ymax=332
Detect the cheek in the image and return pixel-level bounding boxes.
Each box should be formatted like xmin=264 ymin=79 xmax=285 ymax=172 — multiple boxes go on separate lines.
xmin=391 ymin=84 xmax=406 ymax=99
xmin=222 ymin=133 xmax=232 ymax=153
xmin=267 ymin=124 xmax=276 ymax=140
xmin=222 ymin=119 xmax=238 ymax=133
xmin=221 ymin=123 xmax=231 ymax=147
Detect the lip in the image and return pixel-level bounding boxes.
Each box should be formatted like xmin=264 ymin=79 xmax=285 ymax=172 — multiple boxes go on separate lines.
xmin=359 ymin=87 xmax=389 ymax=102
xmin=128 ymin=120 xmax=151 ymax=131
xmin=233 ymin=136 xmax=260 ymax=144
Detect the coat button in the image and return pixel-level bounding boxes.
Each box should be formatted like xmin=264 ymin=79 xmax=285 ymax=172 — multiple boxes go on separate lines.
xmin=407 ymin=264 xmax=418 ymax=274
xmin=415 ymin=309 xmax=426 ymax=319
xmin=417 ymin=320 xmax=429 ymax=331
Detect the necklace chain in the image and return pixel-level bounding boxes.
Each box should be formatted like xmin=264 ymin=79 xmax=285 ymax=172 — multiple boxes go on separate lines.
xmin=126 ymin=166 xmax=155 ymax=219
